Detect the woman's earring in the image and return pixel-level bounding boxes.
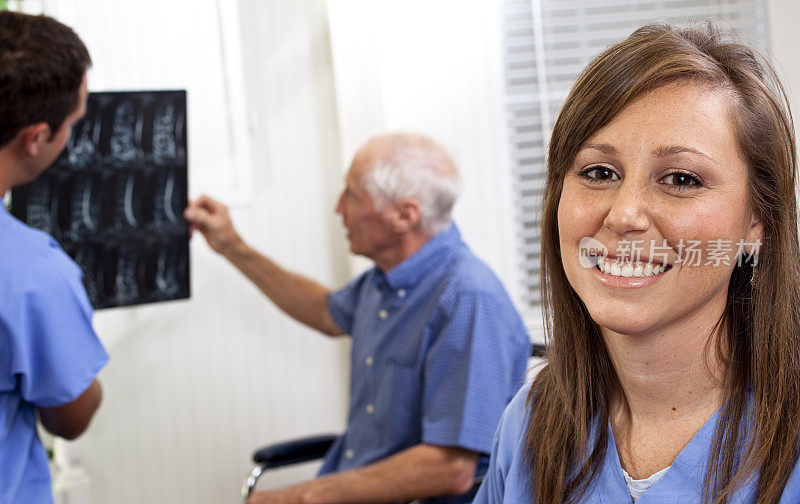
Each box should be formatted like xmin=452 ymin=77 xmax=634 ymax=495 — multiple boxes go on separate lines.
xmin=750 ymin=264 xmax=758 ymax=288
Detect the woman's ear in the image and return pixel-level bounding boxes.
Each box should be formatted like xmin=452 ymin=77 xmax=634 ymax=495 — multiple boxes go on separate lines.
xmin=745 ymin=216 xmax=763 ymax=255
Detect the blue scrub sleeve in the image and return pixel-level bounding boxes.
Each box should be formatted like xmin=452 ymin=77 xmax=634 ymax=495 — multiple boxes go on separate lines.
xmin=473 ymin=382 xmax=533 ymax=504
xmin=327 ymin=272 xmax=370 ymax=335
xmin=473 ymin=424 xmax=506 ymax=504
xmin=421 ymin=292 xmax=527 ymax=455
xmin=5 ymin=257 xmax=108 ymax=408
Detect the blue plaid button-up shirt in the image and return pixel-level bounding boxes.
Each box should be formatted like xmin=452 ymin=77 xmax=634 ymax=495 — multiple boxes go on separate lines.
xmin=320 ymin=223 xmax=530 ymax=499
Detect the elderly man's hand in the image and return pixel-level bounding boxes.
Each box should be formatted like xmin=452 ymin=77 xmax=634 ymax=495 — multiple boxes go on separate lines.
xmin=183 ymin=194 xmax=243 ymax=256
xmin=246 ymin=486 xmax=308 ymax=504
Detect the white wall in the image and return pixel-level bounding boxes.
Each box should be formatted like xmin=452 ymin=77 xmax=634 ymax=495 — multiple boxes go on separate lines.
xmin=43 ymin=1 xmax=352 ymax=503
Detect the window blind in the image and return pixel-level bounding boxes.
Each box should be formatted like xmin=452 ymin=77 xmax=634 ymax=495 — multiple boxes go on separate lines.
xmin=502 ymin=0 xmax=766 ymax=314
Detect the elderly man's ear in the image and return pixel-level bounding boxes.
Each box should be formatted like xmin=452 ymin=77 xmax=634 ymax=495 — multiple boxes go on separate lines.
xmin=389 ymin=198 xmax=422 ymax=234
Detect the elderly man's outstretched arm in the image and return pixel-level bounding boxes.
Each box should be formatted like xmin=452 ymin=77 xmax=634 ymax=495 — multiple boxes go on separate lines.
xmin=184 ymin=195 xmax=344 ymax=337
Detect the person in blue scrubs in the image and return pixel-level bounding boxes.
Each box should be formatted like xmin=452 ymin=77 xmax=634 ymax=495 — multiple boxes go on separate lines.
xmin=185 ymin=133 xmax=530 ymax=504
xmin=474 ymin=23 xmax=800 ymax=504
xmin=0 ymin=11 xmax=109 ymax=504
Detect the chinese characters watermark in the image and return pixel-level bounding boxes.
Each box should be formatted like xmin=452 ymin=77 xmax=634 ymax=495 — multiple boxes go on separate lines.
xmin=578 ymin=238 xmax=761 ymax=268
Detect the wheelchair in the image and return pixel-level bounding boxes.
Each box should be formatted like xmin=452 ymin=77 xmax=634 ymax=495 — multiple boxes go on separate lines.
xmin=242 ymin=343 xmax=547 ymax=502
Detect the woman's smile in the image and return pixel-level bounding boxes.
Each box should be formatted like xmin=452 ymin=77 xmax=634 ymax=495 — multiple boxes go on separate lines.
xmin=590 ymin=255 xmax=672 ymax=289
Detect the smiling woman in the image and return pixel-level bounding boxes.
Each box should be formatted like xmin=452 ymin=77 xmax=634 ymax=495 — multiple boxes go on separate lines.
xmin=473 ymin=22 xmax=800 ymax=504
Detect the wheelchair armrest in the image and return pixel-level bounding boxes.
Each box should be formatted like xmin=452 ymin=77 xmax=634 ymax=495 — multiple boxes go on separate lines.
xmin=531 ymin=343 xmax=546 ymax=358
xmin=252 ymin=434 xmax=338 ymax=469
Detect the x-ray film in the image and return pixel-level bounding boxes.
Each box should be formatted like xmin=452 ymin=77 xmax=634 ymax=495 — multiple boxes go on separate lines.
xmin=11 ymin=90 xmax=190 ymax=309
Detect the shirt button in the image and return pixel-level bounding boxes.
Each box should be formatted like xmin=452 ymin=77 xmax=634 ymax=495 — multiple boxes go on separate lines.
xmin=378 ymin=309 xmax=388 ymax=320
xmin=366 ymin=404 xmax=375 ymax=414
xmin=365 ymin=356 xmax=374 ymax=366
xmin=345 ymin=449 xmax=354 ymax=459
xmin=397 ymin=289 xmax=406 ymax=298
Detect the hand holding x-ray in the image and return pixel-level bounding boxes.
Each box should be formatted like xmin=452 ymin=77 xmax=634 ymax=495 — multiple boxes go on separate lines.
xmin=184 ymin=194 xmax=244 ymax=257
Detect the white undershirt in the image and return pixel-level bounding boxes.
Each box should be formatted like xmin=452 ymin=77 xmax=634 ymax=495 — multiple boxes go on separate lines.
xmin=621 ymin=466 xmax=671 ymax=502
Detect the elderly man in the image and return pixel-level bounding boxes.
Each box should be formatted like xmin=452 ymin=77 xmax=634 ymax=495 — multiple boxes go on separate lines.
xmin=0 ymin=11 xmax=108 ymax=504
xmin=184 ymin=133 xmax=529 ymax=504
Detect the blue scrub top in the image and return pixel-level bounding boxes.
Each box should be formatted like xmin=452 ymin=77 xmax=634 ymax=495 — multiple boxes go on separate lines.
xmin=473 ymin=382 xmax=800 ymax=504
xmin=0 ymin=205 xmax=109 ymax=504
xmin=322 ymin=223 xmax=530 ymax=502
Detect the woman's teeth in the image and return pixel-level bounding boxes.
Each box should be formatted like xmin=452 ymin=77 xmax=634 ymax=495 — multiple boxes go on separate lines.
xmin=595 ymin=256 xmax=668 ymax=277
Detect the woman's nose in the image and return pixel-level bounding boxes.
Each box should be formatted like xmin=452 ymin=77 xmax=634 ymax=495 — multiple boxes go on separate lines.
xmin=602 ymin=182 xmax=651 ymax=236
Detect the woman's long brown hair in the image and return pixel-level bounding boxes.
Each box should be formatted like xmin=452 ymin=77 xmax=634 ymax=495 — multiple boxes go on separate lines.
xmin=526 ymin=23 xmax=800 ymax=504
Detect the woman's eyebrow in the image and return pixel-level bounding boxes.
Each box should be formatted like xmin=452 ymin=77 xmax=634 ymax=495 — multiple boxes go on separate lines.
xmin=580 ymin=142 xmax=617 ymax=155
xmin=653 ymin=144 xmax=714 ymax=161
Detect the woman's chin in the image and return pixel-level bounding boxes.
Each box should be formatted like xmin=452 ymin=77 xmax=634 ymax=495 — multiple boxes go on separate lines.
xmin=585 ymin=305 xmax=662 ymax=338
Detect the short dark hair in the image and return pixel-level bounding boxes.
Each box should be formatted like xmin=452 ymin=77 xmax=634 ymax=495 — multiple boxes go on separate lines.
xmin=0 ymin=11 xmax=91 ymax=149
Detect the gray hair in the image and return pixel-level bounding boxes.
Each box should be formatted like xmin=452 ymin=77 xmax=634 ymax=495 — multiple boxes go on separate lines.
xmin=361 ymin=133 xmax=461 ymax=235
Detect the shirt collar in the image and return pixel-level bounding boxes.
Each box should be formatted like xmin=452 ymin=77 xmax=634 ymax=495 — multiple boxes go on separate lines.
xmin=599 ymin=405 xmax=728 ymax=503
xmin=0 ymin=200 xmax=12 ymax=228
xmin=380 ymin=222 xmax=462 ymax=290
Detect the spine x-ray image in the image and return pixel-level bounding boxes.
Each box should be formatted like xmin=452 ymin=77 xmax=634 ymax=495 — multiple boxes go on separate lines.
xmin=11 ymin=90 xmax=190 ymax=309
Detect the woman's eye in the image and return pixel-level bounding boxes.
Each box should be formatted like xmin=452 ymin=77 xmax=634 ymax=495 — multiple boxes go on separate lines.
xmin=580 ymin=166 xmax=619 ymax=182
xmin=661 ymin=172 xmax=702 ymax=189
